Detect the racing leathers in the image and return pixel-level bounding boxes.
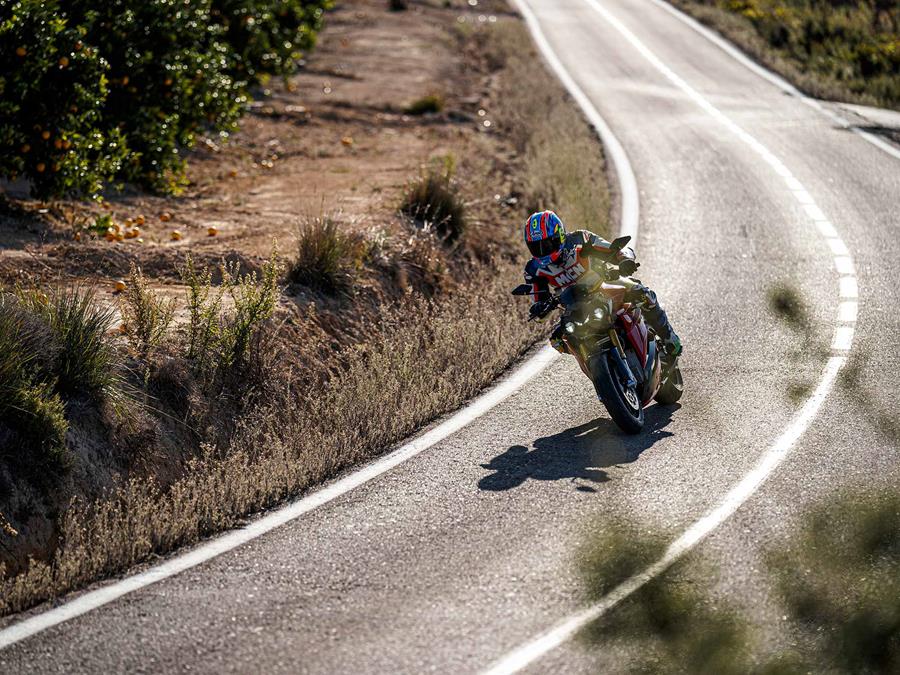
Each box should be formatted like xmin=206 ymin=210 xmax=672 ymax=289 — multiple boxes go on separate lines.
xmin=524 ymin=230 xmax=681 ymax=356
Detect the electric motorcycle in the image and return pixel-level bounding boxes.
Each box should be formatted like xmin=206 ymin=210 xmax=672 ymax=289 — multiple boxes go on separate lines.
xmin=512 ymin=236 xmax=683 ymax=434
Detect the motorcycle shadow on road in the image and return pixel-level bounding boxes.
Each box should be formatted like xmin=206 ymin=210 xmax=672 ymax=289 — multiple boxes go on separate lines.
xmin=478 ymin=404 xmax=679 ymax=492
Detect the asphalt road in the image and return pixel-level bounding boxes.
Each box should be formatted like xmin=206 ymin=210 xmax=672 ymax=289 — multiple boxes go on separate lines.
xmin=3 ymin=0 xmax=899 ymax=672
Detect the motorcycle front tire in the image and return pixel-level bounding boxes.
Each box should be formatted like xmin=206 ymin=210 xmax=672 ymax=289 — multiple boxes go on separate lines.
xmin=590 ymin=351 xmax=645 ymax=434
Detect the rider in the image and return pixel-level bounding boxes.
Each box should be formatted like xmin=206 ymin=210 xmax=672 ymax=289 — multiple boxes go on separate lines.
xmin=522 ymin=210 xmax=682 ymax=357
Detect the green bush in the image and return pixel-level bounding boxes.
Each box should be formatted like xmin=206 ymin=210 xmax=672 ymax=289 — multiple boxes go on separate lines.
xmin=0 ymin=0 xmax=129 ymax=198
xmin=212 ymin=0 xmax=329 ymax=83
xmin=404 ymin=93 xmax=445 ymax=115
xmin=0 ymin=295 xmax=70 ymax=480
xmin=698 ymin=0 xmax=900 ymax=107
xmin=19 ymin=287 xmax=123 ymax=401
xmin=65 ymin=0 xmax=247 ymax=193
xmin=0 ymin=0 xmax=331 ymax=199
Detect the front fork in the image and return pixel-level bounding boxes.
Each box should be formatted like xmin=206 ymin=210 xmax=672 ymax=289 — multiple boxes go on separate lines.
xmin=606 ymin=329 xmax=637 ymax=389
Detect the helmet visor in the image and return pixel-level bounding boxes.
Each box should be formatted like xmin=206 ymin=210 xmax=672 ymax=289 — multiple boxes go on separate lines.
xmin=527 ymin=233 xmax=562 ymax=259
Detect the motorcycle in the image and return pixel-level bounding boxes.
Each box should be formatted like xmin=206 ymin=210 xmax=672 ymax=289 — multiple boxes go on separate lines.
xmin=512 ymin=235 xmax=683 ymax=434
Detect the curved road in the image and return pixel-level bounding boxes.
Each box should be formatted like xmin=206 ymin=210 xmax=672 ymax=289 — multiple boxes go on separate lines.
xmin=3 ymin=0 xmax=899 ymax=672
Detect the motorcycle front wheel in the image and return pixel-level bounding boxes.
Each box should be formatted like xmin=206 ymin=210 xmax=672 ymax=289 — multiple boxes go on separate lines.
xmin=590 ymin=351 xmax=645 ymax=434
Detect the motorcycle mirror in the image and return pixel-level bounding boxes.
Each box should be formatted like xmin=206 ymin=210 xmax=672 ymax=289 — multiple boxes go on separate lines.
xmin=511 ymin=284 xmax=533 ymax=296
xmin=610 ymin=235 xmax=632 ymax=252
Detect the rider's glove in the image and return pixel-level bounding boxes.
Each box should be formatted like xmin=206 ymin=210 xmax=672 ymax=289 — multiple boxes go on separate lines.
xmin=618 ymin=259 xmax=640 ymax=277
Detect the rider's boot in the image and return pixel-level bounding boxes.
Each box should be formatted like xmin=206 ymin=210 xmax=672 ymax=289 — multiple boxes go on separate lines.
xmin=642 ymin=303 xmax=682 ymax=359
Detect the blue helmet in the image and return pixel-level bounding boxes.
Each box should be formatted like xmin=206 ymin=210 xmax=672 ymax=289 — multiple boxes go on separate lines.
xmin=524 ymin=210 xmax=566 ymax=264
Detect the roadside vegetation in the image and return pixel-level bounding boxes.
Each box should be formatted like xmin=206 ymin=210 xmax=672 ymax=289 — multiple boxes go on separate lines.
xmin=580 ymin=486 xmax=900 ymax=672
xmin=0 ymin=0 xmax=330 ymax=198
xmin=670 ymin=0 xmax=900 ymax=109
xmin=0 ymin=2 xmax=612 ymax=615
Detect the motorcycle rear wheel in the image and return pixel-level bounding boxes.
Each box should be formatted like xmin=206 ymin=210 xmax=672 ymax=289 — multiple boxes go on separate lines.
xmin=591 ymin=351 xmax=645 ymax=434
xmin=655 ymin=361 xmax=684 ymax=405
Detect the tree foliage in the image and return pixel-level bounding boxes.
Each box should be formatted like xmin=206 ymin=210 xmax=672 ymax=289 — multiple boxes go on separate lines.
xmin=0 ymin=0 xmax=330 ymax=199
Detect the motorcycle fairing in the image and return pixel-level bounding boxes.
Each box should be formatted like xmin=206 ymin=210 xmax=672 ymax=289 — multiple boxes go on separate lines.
xmin=617 ymin=310 xmax=649 ymax=367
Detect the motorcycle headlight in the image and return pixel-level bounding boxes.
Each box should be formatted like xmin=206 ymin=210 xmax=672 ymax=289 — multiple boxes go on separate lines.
xmin=593 ymin=307 xmax=605 ymax=321
xmin=564 ymin=322 xmax=576 ymax=334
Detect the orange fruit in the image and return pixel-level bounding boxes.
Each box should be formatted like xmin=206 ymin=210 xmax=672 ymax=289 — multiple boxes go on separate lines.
xmin=121 ymin=75 xmax=129 ymax=85
xmin=73 ymin=231 xmax=82 ymax=241
xmin=207 ymin=226 xmax=218 ymax=237
xmin=228 ymin=169 xmax=238 ymax=178
xmin=114 ymin=280 xmax=126 ymax=293
xmin=170 ymin=230 xmax=183 ymax=241
xmin=135 ymin=215 xmax=145 ymax=226
xmin=104 ymin=228 xmax=116 ymax=241
xmin=164 ymin=78 xmax=173 ymax=86
xmin=41 ymin=130 xmax=50 ymax=140
xmin=16 ymin=47 xmax=26 ymax=57
xmin=74 ymin=41 xmax=83 ymax=51
xmin=20 ymin=144 xmax=30 ymax=153
xmin=36 ymin=162 xmax=46 ymax=173
xmin=58 ymin=56 xmax=69 ymax=67
xmin=341 ymin=136 xmax=354 ymax=147
xmin=160 ymin=212 xmax=172 ymax=222
xmin=54 ymin=139 xmax=63 ymax=149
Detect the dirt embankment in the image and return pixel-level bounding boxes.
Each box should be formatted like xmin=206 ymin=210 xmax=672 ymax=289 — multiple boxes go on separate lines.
xmin=0 ymin=0 xmax=611 ymax=615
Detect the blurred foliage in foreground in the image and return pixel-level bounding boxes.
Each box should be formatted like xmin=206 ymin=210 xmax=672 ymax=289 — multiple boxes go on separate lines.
xmin=0 ymin=0 xmax=330 ymax=199
xmin=580 ymin=487 xmax=900 ymax=673
xmin=684 ymin=0 xmax=900 ymax=108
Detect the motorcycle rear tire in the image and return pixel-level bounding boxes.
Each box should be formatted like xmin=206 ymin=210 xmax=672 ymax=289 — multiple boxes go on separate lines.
xmin=655 ymin=361 xmax=684 ymax=405
xmin=591 ymin=351 xmax=645 ymax=434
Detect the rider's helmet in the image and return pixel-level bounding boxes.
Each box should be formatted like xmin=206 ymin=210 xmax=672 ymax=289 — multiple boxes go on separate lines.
xmin=524 ymin=210 xmax=566 ymax=265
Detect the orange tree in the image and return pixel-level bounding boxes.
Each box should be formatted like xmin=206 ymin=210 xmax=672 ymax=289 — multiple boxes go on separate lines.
xmin=1 ymin=0 xmax=331 ymax=200
xmin=0 ymin=0 xmax=129 ymax=198
xmin=212 ymin=0 xmax=330 ymax=83
xmin=66 ymin=1 xmax=247 ymax=193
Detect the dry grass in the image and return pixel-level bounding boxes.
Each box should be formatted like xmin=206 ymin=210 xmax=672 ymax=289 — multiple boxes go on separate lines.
xmin=0 ymin=267 xmax=543 ymax=615
xmin=482 ymin=19 xmax=611 ymax=235
xmin=287 ymin=215 xmax=368 ymax=296
xmin=400 ymin=161 xmax=467 ymax=244
xmin=0 ymin=5 xmax=615 ymax=615
xmin=670 ymin=0 xmax=900 ymax=110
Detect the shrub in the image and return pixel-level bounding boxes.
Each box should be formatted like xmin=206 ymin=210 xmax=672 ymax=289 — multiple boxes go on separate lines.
xmin=0 ymin=0 xmax=332 ymax=199
xmin=220 ymin=250 xmax=283 ymax=368
xmin=0 ymin=0 xmax=129 ymax=198
xmin=288 ymin=216 xmax=368 ymax=296
xmin=180 ymin=249 xmax=282 ymax=375
xmin=404 ymin=93 xmax=445 ymax=115
xmin=0 ymin=294 xmax=70 ymax=479
xmin=19 ymin=287 xmax=123 ymax=402
xmin=400 ymin=162 xmax=466 ymax=244
xmin=120 ymin=263 xmax=176 ymax=358
xmin=181 ymin=254 xmax=225 ymax=375
xmin=64 ymin=0 xmax=247 ymax=193
xmin=212 ymin=0 xmax=330 ymax=83
xmin=681 ymin=0 xmax=900 ymax=108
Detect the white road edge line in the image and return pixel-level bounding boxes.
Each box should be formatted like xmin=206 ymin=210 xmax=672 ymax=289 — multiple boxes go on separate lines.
xmin=649 ymin=0 xmax=900 ymax=162
xmin=0 ymin=2 xmax=646 ymax=649
xmin=0 ymin=348 xmax=557 ymax=649
xmin=483 ymin=0 xmax=857 ymax=672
